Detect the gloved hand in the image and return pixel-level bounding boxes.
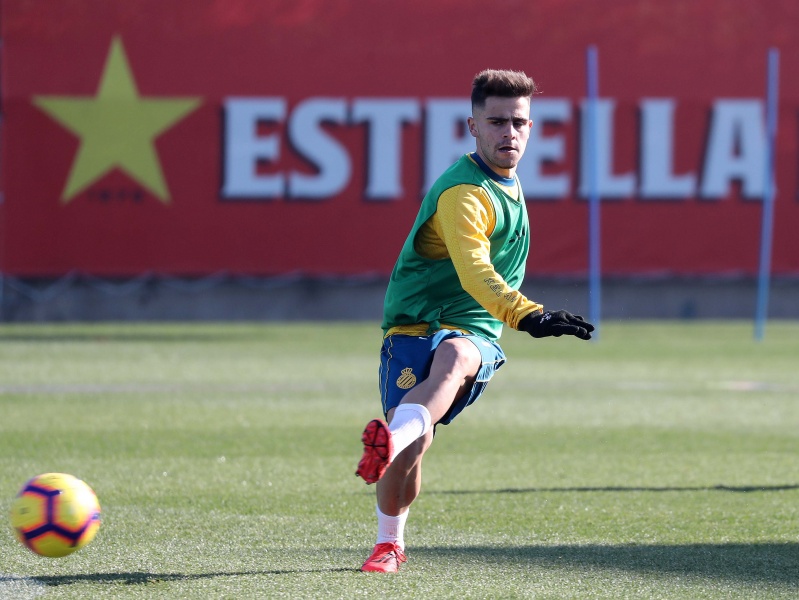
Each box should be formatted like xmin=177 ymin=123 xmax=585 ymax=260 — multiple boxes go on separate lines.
xmin=519 ymin=310 xmax=595 ymax=340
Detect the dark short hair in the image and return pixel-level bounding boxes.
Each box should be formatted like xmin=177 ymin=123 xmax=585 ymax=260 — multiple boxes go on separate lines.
xmin=471 ymin=69 xmax=538 ymax=110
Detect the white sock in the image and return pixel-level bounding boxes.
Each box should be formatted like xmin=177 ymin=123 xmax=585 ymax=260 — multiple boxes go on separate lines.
xmin=376 ymin=505 xmax=409 ymax=549
xmin=388 ymin=403 xmax=432 ymax=461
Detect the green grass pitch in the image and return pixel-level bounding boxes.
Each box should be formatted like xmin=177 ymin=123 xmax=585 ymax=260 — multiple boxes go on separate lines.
xmin=1 ymin=321 xmax=798 ymax=599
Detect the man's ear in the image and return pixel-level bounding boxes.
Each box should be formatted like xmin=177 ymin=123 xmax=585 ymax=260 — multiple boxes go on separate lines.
xmin=467 ymin=117 xmax=478 ymax=138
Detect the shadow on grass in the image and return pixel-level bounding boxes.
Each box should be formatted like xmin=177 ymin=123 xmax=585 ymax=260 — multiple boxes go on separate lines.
xmin=4 ymin=545 xmax=797 ymax=587
xmin=10 ymin=544 xmax=795 ymax=587
xmin=416 ymin=542 xmax=799 ymax=586
xmin=432 ymin=484 xmax=799 ymax=494
xmin=1 ymin=568 xmax=359 ymax=587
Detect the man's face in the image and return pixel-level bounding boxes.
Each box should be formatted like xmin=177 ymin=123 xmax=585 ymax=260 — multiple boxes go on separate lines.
xmin=468 ymin=95 xmax=532 ymax=177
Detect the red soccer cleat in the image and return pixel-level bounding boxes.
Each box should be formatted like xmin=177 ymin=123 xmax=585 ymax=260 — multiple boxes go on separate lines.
xmin=361 ymin=542 xmax=407 ymax=573
xmin=355 ymin=419 xmax=393 ymax=484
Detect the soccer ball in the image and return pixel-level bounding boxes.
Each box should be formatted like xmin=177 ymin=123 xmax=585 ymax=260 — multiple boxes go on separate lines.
xmin=9 ymin=473 xmax=101 ymax=558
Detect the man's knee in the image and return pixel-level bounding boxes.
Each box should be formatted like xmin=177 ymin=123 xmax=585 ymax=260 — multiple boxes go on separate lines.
xmin=435 ymin=338 xmax=481 ymax=378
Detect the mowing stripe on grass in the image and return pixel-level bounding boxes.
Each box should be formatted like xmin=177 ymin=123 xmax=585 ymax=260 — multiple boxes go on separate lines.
xmin=0 ymin=383 xmax=325 ymax=395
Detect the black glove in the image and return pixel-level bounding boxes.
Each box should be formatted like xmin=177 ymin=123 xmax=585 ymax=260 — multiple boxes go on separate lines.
xmin=519 ymin=310 xmax=595 ymax=340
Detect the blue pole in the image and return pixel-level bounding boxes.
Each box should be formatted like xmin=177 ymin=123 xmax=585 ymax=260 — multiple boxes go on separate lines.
xmin=586 ymin=45 xmax=601 ymax=339
xmin=754 ymin=48 xmax=779 ymax=341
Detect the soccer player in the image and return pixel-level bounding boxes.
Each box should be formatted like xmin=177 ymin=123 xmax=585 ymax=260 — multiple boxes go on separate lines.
xmin=355 ymin=69 xmax=594 ymax=573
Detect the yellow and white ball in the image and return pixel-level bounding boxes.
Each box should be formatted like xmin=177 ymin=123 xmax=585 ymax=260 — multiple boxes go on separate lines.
xmin=9 ymin=473 xmax=101 ymax=558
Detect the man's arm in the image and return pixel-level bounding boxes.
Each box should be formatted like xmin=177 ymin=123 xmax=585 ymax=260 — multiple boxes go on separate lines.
xmin=431 ymin=184 xmax=594 ymax=340
xmin=433 ymin=184 xmax=543 ymax=330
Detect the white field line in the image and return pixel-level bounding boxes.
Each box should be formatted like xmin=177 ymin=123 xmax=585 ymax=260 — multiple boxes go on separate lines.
xmin=0 ymin=574 xmax=47 ymax=599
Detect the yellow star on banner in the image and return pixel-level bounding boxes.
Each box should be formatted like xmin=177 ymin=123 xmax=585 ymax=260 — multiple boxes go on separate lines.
xmin=33 ymin=36 xmax=201 ymax=204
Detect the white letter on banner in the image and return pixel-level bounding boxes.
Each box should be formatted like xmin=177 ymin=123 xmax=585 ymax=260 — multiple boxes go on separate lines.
xmin=221 ymin=98 xmax=286 ymax=198
xmin=579 ymin=99 xmax=636 ymax=198
xmin=640 ymin=99 xmax=696 ymax=199
xmin=352 ymin=99 xmax=420 ymax=200
xmin=424 ymin=99 xmax=473 ymax=192
xmin=519 ymin=98 xmax=571 ymax=199
xmin=287 ymin=98 xmax=351 ymax=199
xmin=700 ymin=100 xmax=766 ymax=199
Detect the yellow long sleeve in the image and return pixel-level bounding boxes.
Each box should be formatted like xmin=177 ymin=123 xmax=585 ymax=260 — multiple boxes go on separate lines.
xmin=414 ymin=183 xmax=543 ymax=330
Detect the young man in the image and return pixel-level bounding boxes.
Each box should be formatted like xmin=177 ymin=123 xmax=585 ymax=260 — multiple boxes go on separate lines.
xmin=355 ymin=69 xmax=594 ymax=573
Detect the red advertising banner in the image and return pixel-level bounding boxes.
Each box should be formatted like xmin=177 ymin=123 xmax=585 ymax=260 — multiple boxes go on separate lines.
xmin=1 ymin=0 xmax=797 ymax=277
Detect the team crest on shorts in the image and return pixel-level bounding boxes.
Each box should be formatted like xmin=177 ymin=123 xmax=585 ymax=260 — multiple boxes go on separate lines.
xmin=396 ymin=367 xmax=417 ymax=389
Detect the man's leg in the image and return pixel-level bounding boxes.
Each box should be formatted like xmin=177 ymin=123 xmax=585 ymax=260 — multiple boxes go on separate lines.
xmin=375 ymin=336 xmax=481 ymax=507
xmin=375 ymin=410 xmax=434 ymax=516
xmin=360 ymin=337 xmax=481 ymax=572
xmin=399 ymin=336 xmax=483 ymax=424
xmin=357 ymin=337 xmax=481 ymax=484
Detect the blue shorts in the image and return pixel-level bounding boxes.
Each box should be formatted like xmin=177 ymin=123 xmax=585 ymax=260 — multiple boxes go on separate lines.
xmin=378 ymin=329 xmax=506 ymax=425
